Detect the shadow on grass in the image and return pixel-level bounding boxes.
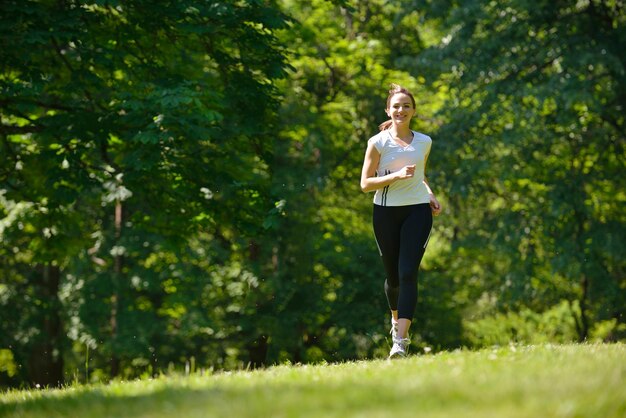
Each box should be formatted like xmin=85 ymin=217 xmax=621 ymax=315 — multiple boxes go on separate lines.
xmin=0 ymin=372 xmax=415 ymax=418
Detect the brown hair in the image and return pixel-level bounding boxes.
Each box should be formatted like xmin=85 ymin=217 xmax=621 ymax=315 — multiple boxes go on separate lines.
xmin=378 ymin=83 xmax=416 ymax=131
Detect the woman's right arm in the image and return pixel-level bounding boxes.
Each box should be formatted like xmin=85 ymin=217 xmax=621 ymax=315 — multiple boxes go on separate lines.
xmin=360 ymin=141 xmax=415 ymax=193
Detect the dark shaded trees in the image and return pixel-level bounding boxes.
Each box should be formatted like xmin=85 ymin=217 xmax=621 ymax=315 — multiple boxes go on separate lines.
xmin=0 ymin=0 xmax=290 ymax=386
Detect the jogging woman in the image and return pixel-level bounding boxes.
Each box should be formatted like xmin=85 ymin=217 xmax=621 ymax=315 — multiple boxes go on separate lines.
xmin=360 ymin=84 xmax=441 ymax=358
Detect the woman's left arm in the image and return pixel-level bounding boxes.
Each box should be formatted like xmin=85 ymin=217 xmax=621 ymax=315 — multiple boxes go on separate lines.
xmin=423 ymin=149 xmax=442 ymax=216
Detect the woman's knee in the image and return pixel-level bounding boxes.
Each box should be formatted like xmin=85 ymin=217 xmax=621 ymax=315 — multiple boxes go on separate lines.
xmin=398 ymin=270 xmax=417 ymax=285
xmin=385 ymin=276 xmax=400 ymax=289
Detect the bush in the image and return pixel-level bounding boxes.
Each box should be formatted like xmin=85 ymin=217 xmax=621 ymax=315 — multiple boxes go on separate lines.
xmin=463 ymin=300 xmax=580 ymax=347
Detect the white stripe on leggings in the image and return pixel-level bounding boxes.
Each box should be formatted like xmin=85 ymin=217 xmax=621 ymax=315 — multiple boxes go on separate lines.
xmin=423 ymin=227 xmax=432 ymax=249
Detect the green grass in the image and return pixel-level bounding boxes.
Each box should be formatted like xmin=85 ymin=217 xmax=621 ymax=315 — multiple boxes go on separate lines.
xmin=1 ymin=343 xmax=625 ymax=418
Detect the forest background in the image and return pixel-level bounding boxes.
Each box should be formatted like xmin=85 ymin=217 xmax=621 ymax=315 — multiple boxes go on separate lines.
xmin=0 ymin=0 xmax=624 ymax=388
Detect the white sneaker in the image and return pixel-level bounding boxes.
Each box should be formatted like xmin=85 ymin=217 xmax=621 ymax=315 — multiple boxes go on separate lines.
xmin=389 ymin=337 xmax=410 ymax=359
xmin=390 ymin=318 xmax=398 ymax=339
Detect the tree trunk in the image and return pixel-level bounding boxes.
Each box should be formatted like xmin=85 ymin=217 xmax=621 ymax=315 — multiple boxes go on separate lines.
xmin=247 ymin=334 xmax=268 ymax=369
xmin=110 ymin=200 xmax=123 ymax=378
xmin=578 ymin=274 xmax=590 ymax=342
xmin=27 ymin=264 xmax=64 ymax=387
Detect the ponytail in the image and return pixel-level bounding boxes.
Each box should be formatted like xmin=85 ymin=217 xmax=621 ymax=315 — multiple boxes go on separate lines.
xmin=378 ymin=119 xmax=393 ymax=131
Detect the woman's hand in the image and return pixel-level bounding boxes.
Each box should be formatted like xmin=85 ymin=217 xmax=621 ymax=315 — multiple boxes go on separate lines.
xmin=429 ymin=193 xmax=442 ymax=216
xmin=396 ymin=164 xmax=416 ymax=180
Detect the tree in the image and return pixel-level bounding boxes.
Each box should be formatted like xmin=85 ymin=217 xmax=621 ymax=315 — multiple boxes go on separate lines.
xmin=408 ymin=0 xmax=625 ymax=341
xmin=0 ymin=0 xmax=290 ymax=386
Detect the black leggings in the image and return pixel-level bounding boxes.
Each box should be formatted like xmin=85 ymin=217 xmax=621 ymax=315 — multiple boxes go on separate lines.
xmin=373 ymin=203 xmax=433 ymax=320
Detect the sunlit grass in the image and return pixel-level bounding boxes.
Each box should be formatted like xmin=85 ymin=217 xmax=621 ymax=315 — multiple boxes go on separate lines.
xmin=1 ymin=343 xmax=625 ymax=418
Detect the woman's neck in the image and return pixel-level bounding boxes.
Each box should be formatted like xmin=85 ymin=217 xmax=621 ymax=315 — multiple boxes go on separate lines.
xmin=390 ymin=125 xmax=412 ymax=140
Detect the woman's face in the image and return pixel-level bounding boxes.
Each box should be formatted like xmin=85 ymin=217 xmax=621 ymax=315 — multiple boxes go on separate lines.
xmin=386 ymin=93 xmax=415 ymax=125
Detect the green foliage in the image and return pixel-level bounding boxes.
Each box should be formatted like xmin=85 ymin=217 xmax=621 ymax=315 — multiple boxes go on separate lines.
xmin=407 ymin=0 xmax=626 ymax=341
xmin=255 ymin=0 xmax=457 ymax=364
xmin=1 ymin=0 xmax=289 ymax=386
xmin=0 ymin=349 xmax=17 ymax=378
xmin=464 ymin=300 xmax=581 ymax=347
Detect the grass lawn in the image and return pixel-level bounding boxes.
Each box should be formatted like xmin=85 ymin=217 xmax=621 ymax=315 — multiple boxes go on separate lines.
xmin=1 ymin=343 xmax=625 ymax=418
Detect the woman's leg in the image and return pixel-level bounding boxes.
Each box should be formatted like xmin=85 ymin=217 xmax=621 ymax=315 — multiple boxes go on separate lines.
xmin=396 ymin=204 xmax=433 ymax=338
xmin=373 ymin=205 xmax=402 ymax=313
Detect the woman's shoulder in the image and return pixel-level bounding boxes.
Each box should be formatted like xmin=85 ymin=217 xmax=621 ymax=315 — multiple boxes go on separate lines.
xmin=367 ymin=131 xmax=390 ymax=150
xmin=368 ymin=130 xmax=388 ymax=142
xmin=411 ymin=131 xmax=432 ymax=143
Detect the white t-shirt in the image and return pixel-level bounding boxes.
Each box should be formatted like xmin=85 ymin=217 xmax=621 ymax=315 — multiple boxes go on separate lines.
xmin=369 ymin=130 xmax=432 ymax=207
